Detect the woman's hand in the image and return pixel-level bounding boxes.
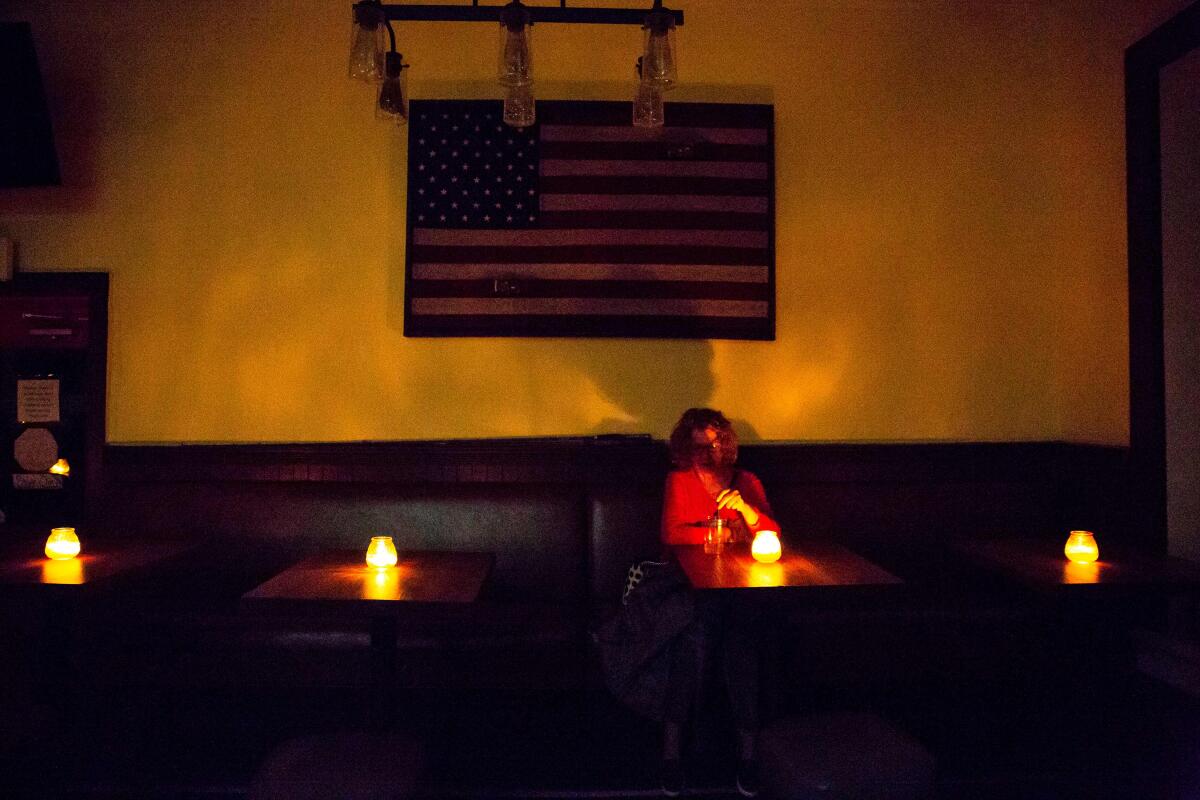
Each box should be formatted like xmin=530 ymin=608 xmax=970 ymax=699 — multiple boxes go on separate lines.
xmin=716 ymin=489 xmax=760 ymax=527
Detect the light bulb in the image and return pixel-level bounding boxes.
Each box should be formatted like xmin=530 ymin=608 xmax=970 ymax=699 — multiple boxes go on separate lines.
xmin=633 ymin=79 xmax=664 ymax=128
xmin=503 ymin=83 xmax=535 ymax=128
xmin=377 ymin=52 xmax=409 ymax=125
xmin=498 ymin=3 xmax=533 ymax=87
xmin=641 ymin=5 xmax=677 ymax=89
xmin=349 ymin=2 xmax=386 ymax=82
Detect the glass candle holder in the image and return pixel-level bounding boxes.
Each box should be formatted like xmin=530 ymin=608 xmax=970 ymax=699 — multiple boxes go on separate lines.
xmin=751 ymin=530 xmax=782 ymax=563
xmin=45 ymin=527 xmax=81 ymax=560
xmin=1064 ymin=530 xmax=1099 ymax=564
xmin=365 ymin=536 xmax=398 ymax=568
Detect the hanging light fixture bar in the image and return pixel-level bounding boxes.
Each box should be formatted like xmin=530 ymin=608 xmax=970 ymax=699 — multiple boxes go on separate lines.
xmin=352 ymin=0 xmax=682 ymax=128
xmin=379 ymin=1 xmax=682 ymax=26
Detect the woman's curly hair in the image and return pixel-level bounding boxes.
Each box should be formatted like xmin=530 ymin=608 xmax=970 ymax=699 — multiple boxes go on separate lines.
xmin=668 ymin=407 xmax=739 ymax=468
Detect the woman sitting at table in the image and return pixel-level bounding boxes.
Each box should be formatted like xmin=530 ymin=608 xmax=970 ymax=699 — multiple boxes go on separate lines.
xmin=660 ymin=407 xmax=779 ymax=798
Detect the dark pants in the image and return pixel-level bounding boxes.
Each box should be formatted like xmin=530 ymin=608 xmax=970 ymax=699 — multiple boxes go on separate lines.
xmin=664 ymin=592 xmax=762 ymax=731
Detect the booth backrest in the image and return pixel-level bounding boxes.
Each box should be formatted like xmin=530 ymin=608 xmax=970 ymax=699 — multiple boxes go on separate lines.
xmin=99 ymin=480 xmax=587 ymax=602
xmin=95 ymin=438 xmax=1134 ymax=612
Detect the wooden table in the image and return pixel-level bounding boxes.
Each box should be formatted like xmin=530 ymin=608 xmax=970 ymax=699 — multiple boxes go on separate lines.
xmin=242 ymin=549 xmax=493 ymax=606
xmin=949 ymin=538 xmax=1200 ymax=590
xmin=0 ymin=538 xmax=196 ymax=721
xmin=0 ymin=540 xmax=195 ymax=590
xmin=672 ymin=541 xmax=902 ymax=592
xmin=243 ymin=549 xmax=493 ymax=726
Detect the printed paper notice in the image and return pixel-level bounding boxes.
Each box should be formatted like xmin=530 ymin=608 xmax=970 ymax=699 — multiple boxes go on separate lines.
xmin=17 ymin=379 xmax=60 ymax=424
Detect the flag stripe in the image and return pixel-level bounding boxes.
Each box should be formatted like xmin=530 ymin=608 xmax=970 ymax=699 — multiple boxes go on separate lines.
xmin=539 ymin=194 xmax=769 ymax=213
xmin=411 ymin=263 xmax=770 ymax=282
xmin=540 ymin=159 xmax=769 ymax=179
xmin=411 ymin=298 xmax=769 ymax=318
xmin=536 ymin=211 xmax=769 ymax=231
xmin=410 ymin=246 xmax=770 ymax=266
xmin=413 ymin=228 xmax=768 ymax=248
xmin=540 ymin=125 xmax=770 ymax=146
xmin=409 ymin=315 xmax=773 ymax=339
xmin=540 ymin=141 xmax=768 ymax=162
xmin=409 ymin=279 xmax=770 ymax=301
xmin=537 ymin=101 xmax=772 ymax=128
xmin=540 ymin=176 xmax=769 ymax=196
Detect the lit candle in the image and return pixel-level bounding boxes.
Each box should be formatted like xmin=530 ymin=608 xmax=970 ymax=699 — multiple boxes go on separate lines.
xmin=365 ymin=536 xmax=398 ymax=568
xmin=44 ymin=527 xmax=81 ymax=560
xmin=751 ymin=530 xmax=782 ymax=563
xmin=1063 ymin=530 xmax=1099 ymax=564
xmin=49 ymin=458 xmax=70 ymax=476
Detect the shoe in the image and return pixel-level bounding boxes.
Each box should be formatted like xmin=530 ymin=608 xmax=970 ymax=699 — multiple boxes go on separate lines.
xmin=660 ymin=758 xmax=684 ymax=797
xmin=736 ymin=758 xmax=759 ymax=797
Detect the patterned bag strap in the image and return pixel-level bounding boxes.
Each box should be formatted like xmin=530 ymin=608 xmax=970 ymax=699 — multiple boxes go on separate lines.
xmin=622 ymin=559 xmax=667 ymax=604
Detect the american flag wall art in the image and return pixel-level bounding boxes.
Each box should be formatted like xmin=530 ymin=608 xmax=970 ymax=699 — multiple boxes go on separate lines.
xmin=404 ymin=99 xmax=774 ymax=339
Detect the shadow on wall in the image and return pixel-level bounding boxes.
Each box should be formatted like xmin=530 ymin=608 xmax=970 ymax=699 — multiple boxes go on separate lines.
xmin=0 ymin=21 xmax=101 ymax=215
xmin=559 ymin=339 xmax=761 ymax=442
xmin=564 ymin=339 xmax=717 ymax=437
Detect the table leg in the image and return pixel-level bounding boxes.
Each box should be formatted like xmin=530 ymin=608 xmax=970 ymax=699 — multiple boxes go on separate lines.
xmin=370 ymin=614 xmax=398 ymax=729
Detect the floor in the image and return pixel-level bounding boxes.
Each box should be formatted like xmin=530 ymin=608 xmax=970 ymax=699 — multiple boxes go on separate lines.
xmin=3 ymin=667 xmax=1200 ymax=800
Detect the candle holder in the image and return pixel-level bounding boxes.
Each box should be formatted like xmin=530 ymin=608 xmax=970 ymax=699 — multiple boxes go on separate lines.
xmin=751 ymin=530 xmax=781 ymax=563
xmin=1063 ymin=530 xmax=1099 ymax=564
xmin=365 ymin=536 xmax=398 ymax=568
xmin=44 ymin=527 xmax=80 ymax=560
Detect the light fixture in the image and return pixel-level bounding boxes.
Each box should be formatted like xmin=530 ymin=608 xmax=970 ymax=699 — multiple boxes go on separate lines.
xmin=640 ymin=0 xmax=677 ymax=89
xmin=349 ymin=1 xmax=683 ymax=129
xmin=632 ymin=57 xmax=664 ymax=128
xmin=377 ymin=51 xmax=410 ymax=124
xmin=348 ymin=0 xmax=387 ymax=81
xmin=499 ymin=0 xmax=535 ymax=127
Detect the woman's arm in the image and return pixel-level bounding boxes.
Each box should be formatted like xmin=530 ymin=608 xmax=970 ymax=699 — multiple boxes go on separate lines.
xmin=716 ymin=472 xmax=779 ymax=533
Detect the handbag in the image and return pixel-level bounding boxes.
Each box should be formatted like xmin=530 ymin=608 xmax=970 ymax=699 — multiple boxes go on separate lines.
xmin=597 ymin=557 xmax=695 ymax=721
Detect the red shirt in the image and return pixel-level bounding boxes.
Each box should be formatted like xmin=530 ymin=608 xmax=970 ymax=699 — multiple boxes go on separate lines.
xmin=661 ymin=467 xmax=780 ymax=545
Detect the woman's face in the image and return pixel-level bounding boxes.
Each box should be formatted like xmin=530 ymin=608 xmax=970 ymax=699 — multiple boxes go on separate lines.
xmin=690 ymin=426 xmax=722 ymax=468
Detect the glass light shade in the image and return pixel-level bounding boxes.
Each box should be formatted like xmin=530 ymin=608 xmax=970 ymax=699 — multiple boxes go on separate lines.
xmin=366 ymin=536 xmax=398 ymax=567
xmin=376 ymin=53 xmax=409 ymax=125
xmin=633 ymin=79 xmax=664 ymax=128
xmin=49 ymin=458 xmax=70 ymax=476
xmin=1064 ymin=530 xmax=1099 ymax=564
xmin=503 ymin=83 xmax=535 ymax=128
xmin=751 ymin=530 xmax=782 ymax=563
xmin=498 ymin=14 xmax=532 ymax=87
xmin=641 ymin=13 xmax=677 ymax=89
xmin=348 ymin=2 xmax=387 ymax=82
xmin=45 ymin=527 xmax=80 ymax=560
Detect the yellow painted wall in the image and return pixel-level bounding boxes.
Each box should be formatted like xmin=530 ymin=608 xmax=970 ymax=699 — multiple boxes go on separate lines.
xmin=0 ymin=0 xmax=1185 ymax=444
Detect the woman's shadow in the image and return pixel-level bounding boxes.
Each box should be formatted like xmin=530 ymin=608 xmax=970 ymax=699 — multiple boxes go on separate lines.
xmin=566 ymin=339 xmax=761 ymax=441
